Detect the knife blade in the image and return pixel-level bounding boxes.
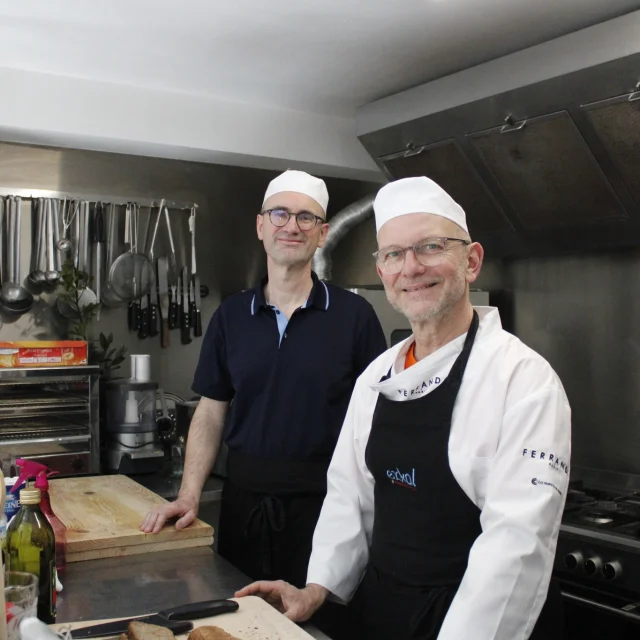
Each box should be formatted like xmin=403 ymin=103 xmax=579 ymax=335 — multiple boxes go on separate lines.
xmin=157 ymin=257 xmax=170 ymax=348
xmin=70 ymin=599 xmax=239 ymax=639
xmin=71 ymin=619 xmax=192 ymax=639
xmin=193 ymin=274 xmax=202 ymax=338
xmin=181 ymin=267 xmax=192 ymax=345
xmin=189 ymin=277 xmax=196 ymax=329
xmin=92 ymin=203 xmax=104 ymax=318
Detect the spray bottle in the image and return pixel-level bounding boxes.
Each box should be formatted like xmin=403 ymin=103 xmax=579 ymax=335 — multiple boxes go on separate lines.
xmin=10 ymin=461 xmax=65 ymax=571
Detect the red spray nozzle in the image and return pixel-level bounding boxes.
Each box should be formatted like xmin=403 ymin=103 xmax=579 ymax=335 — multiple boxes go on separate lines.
xmin=10 ymin=459 xmax=59 ymax=493
xmin=34 ymin=471 xmax=50 ymax=491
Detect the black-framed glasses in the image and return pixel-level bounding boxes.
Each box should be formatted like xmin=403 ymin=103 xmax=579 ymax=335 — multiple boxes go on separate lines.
xmin=261 ymin=208 xmax=326 ymax=231
xmin=373 ymin=237 xmax=471 ymax=274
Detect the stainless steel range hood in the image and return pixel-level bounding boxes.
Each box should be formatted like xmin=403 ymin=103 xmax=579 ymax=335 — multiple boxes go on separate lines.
xmin=356 ymin=11 xmax=640 ymax=258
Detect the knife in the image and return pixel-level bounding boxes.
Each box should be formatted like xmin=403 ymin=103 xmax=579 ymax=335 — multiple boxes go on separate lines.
xmin=189 ymin=277 xmax=196 ymax=328
xmin=70 ymin=599 xmax=239 ymax=639
xmin=148 ymin=289 xmax=159 ymax=337
xmin=72 ymin=619 xmax=192 ymax=639
xmin=157 ymin=257 xmax=170 ymax=348
xmin=193 ymin=274 xmax=202 ymax=338
xmin=138 ymin=292 xmax=149 ymax=339
xmin=164 ymin=207 xmax=179 ymax=330
xmin=181 ymin=267 xmax=192 ymax=345
xmin=92 ymin=203 xmax=104 ymax=319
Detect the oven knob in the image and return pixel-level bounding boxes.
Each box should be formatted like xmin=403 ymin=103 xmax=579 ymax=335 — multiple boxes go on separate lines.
xmin=602 ymin=561 xmax=622 ymax=580
xmin=564 ymin=552 xmax=584 ymax=570
xmin=584 ymin=557 xmax=603 ymax=575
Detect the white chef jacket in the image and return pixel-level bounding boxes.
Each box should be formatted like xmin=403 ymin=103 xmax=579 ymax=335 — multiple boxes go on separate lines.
xmin=307 ymin=306 xmax=571 ymax=640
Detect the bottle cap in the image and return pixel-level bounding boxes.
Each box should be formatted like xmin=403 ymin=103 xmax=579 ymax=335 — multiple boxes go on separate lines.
xmin=19 ymin=487 xmax=41 ymax=505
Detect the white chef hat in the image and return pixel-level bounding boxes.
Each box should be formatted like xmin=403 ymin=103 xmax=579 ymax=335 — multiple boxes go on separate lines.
xmin=374 ymin=177 xmax=468 ymax=235
xmin=262 ymin=170 xmax=329 ymax=214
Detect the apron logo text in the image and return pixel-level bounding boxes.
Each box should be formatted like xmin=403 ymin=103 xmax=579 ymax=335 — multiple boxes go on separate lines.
xmin=396 ymin=377 xmax=442 ymax=398
xmin=386 ymin=468 xmax=417 ymax=490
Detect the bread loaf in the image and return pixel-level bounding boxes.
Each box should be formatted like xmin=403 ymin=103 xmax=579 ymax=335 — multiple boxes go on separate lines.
xmin=187 ymin=626 xmax=240 ymax=640
xmin=127 ymin=621 xmax=176 ymax=640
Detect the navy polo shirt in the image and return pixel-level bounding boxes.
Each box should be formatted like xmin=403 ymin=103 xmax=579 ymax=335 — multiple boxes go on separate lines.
xmin=192 ymin=273 xmax=387 ymax=460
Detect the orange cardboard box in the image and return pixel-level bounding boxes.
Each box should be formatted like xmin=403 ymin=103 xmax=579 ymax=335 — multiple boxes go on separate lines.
xmin=0 ymin=341 xmax=88 ymax=368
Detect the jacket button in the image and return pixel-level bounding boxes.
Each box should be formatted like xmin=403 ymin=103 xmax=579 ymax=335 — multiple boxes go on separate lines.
xmin=284 ymin=333 xmax=288 ymax=338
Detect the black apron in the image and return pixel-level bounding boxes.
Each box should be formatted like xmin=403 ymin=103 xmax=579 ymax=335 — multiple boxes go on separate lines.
xmin=350 ymin=311 xmax=562 ymax=640
xmin=218 ymin=452 xmax=350 ymax=638
xmin=218 ymin=452 xmax=329 ymax=587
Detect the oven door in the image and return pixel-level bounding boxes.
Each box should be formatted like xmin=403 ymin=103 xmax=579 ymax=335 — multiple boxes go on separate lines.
xmin=558 ymin=578 xmax=640 ymax=639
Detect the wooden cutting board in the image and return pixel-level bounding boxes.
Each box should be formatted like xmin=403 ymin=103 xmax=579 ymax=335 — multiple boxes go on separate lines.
xmin=49 ymin=475 xmax=213 ymax=562
xmin=52 ymin=597 xmax=315 ymax=640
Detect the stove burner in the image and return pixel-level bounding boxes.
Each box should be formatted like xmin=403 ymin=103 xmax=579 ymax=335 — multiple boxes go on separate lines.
xmin=582 ymin=515 xmax=614 ymax=525
xmin=562 ymin=482 xmax=640 ymax=542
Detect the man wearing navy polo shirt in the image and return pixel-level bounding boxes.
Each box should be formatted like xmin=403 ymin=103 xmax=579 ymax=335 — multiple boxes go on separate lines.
xmin=141 ymin=170 xmax=386 ymax=591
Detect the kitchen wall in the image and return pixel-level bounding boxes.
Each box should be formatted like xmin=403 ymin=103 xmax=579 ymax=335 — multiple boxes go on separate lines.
xmin=0 ymin=141 xmax=378 ymax=399
xmin=505 ymin=251 xmax=640 ymax=475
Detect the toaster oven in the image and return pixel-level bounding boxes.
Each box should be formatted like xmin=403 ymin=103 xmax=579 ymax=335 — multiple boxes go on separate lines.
xmin=0 ymin=365 xmax=100 ymax=476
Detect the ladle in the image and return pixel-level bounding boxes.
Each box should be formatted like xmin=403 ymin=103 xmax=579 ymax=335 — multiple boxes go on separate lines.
xmin=0 ymin=197 xmax=34 ymax=315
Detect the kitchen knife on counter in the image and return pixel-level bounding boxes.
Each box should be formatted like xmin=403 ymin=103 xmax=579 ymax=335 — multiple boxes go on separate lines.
xmin=181 ymin=267 xmax=192 ymax=345
xmin=70 ymin=599 xmax=239 ymax=639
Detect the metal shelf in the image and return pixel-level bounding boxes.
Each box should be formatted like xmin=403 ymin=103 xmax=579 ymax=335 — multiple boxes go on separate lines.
xmin=0 ymin=366 xmax=100 ymax=379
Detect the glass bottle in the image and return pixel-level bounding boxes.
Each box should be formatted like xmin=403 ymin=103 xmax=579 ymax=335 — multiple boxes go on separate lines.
xmin=5 ymin=485 xmax=56 ymax=623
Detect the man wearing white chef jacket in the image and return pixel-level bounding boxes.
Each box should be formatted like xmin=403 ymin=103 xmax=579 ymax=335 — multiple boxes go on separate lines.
xmin=237 ymin=176 xmax=571 ymax=640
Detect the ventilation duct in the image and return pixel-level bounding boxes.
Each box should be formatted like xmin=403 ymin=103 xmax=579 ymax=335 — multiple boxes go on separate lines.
xmin=313 ymin=193 xmax=375 ymax=281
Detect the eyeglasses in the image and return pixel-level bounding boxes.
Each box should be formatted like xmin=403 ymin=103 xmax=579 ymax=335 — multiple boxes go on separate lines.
xmin=373 ymin=237 xmax=471 ymax=274
xmin=261 ymin=208 xmax=326 ymax=231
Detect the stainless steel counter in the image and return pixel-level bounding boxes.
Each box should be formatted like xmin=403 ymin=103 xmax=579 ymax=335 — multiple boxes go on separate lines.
xmin=56 ymin=547 xmax=330 ymax=640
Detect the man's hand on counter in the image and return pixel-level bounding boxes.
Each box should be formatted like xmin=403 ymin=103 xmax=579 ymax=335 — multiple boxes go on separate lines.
xmin=139 ymin=494 xmax=199 ymax=533
xmin=234 ymin=581 xmax=328 ymax=622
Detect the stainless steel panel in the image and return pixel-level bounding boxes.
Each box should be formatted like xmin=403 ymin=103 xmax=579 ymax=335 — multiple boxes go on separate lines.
xmin=468 ymin=111 xmax=628 ymax=229
xmin=506 ymin=251 xmax=640 ymax=475
xmin=55 ymin=547 xmax=330 ymax=639
xmin=12 ymin=451 xmax=91 ymax=475
xmin=381 ymin=139 xmax=512 ymax=234
xmin=350 ymin=288 xmax=411 ymax=348
xmin=583 ymin=93 xmax=640 ymax=208
xmin=359 ymin=52 xmax=640 ymax=257
xmin=359 ymin=52 xmax=640 ymax=164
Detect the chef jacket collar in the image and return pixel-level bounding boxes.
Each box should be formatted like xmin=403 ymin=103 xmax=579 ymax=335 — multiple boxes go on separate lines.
xmin=372 ymin=306 xmax=500 ymax=391
xmin=250 ymin=271 xmax=330 ymax=315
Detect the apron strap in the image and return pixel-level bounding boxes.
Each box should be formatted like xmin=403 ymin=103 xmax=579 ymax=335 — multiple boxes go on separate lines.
xmin=244 ymin=495 xmax=286 ymax=577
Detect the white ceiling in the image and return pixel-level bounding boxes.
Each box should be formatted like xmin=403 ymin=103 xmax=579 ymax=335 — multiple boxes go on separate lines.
xmin=0 ymin=0 xmax=638 ymax=117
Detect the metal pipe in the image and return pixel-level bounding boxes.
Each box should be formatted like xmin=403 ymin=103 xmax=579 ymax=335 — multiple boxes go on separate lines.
xmin=312 ymin=193 xmax=375 ymax=281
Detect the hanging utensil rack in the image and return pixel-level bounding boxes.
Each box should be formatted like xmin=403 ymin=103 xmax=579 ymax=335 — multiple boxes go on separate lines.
xmin=0 ymin=187 xmax=198 ymax=212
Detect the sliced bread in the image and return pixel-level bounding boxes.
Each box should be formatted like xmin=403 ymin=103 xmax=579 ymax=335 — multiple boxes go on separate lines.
xmin=187 ymin=626 xmax=240 ymax=640
xmin=128 ymin=621 xmax=176 ymax=640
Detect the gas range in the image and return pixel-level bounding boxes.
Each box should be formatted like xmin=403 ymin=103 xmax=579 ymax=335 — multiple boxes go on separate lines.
xmin=555 ymin=470 xmax=640 ymax=629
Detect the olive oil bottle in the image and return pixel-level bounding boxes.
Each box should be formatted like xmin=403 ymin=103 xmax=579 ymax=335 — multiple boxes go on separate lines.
xmin=5 ymin=484 xmax=56 ymax=623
